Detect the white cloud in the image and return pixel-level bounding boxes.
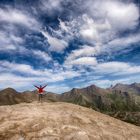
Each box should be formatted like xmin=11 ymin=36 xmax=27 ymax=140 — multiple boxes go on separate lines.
xmin=57 ymin=14 xmax=111 ymax=44
xmin=107 ymin=33 xmax=140 ymax=48
xmin=49 ymin=19 xmax=77 ymax=42
xmin=58 ymin=18 xmax=69 ymax=32
xmin=64 ymin=45 xmax=100 ymax=68
xmin=80 ymin=15 xmax=99 ymax=41
xmin=86 ymin=75 xmax=140 ymax=89
xmin=0 ymin=8 xmax=40 ymax=29
xmin=52 ymin=0 xmax=139 ymax=46
xmin=0 ymin=7 xmax=41 ymax=51
xmin=65 ymin=45 xmax=100 ymax=62
xmin=53 ymin=0 xmax=139 ymax=55
xmin=101 ymin=0 xmax=139 ymax=30
xmin=0 ymin=60 xmax=140 ymax=92
xmin=0 ymin=61 xmax=42 ymax=76
xmin=46 ymin=84 xmax=71 ymax=93
xmin=65 ymin=57 xmax=97 ymax=66
xmin=84 ymin=0 xmax=139 ymax=31
xmin=94 ymin=61 xmax=140 ymax=76
xmin=0 ymin=73 xmax=34 ymax=90
xmin=0 ymin=31 xmax=24 ymax=50
xmin=80 ymin=14 xmax=111 ymax=43
xmin=0 ymin=61 xmax=81 ymax=83
xmin=40 ymin=0 xmax=63 ymax=15
xmin=32 ymin=50 xmax=52 ymax=62
xmin=41 ymin=31 xmax=68 ymax=52
xmin=100 ymin=33 xmax=140 ymax=55
xmin=0 ymin=72 xmax=72 ymax=93
xmin=67 ymin=33 xmax=140 ymax=58
xmin=94 ymin=62 xmax=129 ymax=74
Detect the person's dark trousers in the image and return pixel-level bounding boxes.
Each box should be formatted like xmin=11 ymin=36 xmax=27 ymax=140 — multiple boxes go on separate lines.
xmin=38 ymin=94 xmax=43 ymax=102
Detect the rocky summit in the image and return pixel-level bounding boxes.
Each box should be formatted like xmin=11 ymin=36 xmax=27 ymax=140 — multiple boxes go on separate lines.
xmin=0 ymin=102 xmax=140 ymax=140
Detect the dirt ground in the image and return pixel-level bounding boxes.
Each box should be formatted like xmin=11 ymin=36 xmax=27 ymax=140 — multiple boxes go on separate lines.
xmin=0 ymin=102 xmax=140 ymax=140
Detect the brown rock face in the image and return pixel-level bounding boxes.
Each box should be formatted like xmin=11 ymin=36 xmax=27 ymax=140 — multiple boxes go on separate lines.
xmin=112 ymin=83 xmax=140 ymax=95
xmin=0 ymin=102 xmax=140 ymax=140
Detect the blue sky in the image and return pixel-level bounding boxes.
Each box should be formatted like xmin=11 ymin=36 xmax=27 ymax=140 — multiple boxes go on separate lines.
xmin=0 ymin=0 xmax=140 ymax=93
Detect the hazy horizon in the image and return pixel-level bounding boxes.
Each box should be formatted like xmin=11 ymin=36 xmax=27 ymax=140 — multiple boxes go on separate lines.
xmin=0 ymin=81 xmax=140 ymax=94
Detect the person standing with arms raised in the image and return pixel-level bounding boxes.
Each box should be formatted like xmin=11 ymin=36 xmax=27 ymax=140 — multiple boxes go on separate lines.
xmin=34 ymin=85 xmax=47 ymax=102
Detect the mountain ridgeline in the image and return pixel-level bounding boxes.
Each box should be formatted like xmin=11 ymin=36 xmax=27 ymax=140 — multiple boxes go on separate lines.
xmin=0 ymin=83 xmax=140 ymax=125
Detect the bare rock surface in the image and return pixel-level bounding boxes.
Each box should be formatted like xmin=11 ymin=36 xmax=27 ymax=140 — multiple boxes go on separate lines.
xmin=0 ymin=102 xmax=140 ymax=140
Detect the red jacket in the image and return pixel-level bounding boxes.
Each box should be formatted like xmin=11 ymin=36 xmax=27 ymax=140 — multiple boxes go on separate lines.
xmin=38 ymin=88 xmax=44 ymax=94
xmin=34 ymin=85 xmax=47 ymax=94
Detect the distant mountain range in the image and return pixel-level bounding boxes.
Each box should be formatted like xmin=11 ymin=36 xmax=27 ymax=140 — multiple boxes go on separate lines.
xmin=0 ymin=83 xmax=140 ymax=126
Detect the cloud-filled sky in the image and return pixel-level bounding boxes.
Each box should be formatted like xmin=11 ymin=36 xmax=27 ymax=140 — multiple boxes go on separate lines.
xmin=0 ymin=0 xmax=140 ymax=93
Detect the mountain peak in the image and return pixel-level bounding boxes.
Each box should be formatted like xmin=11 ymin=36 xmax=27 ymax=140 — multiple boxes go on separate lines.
xmin=71 ymin=88 xmax=80 ymax=94
xmin=0 ymin=87 xmax=18 ymax=93
xmin=90 ymin=84 xmax=97 ymax=87
xmin=131 ymin=82 xmax=139 ymax=86
xmin=71 ymin=87 xmax=78 ymax=91
xmin=113 ymin=83 xmax=126 ymax=88
xmin=115 ymin=83 xmax=124 ymax=86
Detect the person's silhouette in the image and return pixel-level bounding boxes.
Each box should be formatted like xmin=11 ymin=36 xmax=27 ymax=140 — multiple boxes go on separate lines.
xmin=34 ymin=85 xmax=47 ymax=102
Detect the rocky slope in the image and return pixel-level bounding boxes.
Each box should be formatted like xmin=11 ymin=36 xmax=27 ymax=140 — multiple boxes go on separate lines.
xmin=59 ymin=85 xmax=140 ymax=115
xmin=0 ymin=88 xmax=28 ymax=105
xmin=0 ymin=102 xmax=140 ymax=140
xmin=112 ymin=83 xmax=140 ymax=95
xmin=59 ymin=84 xmax=140 ymax=126
xmin=60 ymin=84 xmax=111 ymax=109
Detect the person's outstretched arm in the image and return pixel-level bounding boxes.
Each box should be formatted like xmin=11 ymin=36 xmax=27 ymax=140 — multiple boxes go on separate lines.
xmin=34 ymin=85 xmax=39 ymax=89
xmin=42 ymin=84 xmax=47 ymax=89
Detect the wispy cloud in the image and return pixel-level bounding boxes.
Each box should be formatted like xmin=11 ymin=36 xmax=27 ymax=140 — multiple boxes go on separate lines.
xmin=40 ymin=0 xmax=63 ymax=15
xmin=0 ymin=8 xmax=40 ymax=29
xmin=93 ymin=61 xmax=140 ymax=76
xmin=41 ymin=31 xmax=68 ymax=52
xmin=0 ymin=30 xmax=24 ymax=50
xmin=65 ymin=56 xmax=97 ymax=67
xmin=0 ymin=60 xmax=81 ymax=82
